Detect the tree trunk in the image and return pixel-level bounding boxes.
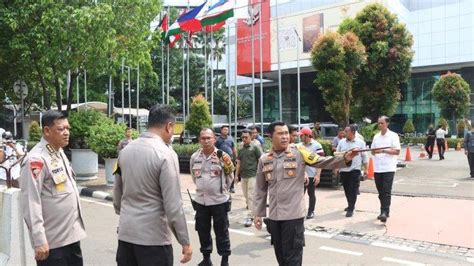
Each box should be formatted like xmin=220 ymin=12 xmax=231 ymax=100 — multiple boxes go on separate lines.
xmin=34 ymin=63 xmax=51 ymax=110
xmin=51 ymin=65 xmax=62 ymax=111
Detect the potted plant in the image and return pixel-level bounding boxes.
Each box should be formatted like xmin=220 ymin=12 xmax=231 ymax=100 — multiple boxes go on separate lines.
xmin=172 ymin=143 xmax=200 ymax=173
xmin=87 ymin=119 xmax=127 ymax=186
xmin=68 ymin=110 xmax=108 ymax=180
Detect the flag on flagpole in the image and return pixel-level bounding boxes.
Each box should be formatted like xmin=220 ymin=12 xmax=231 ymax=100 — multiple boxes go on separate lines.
xmin=159 ymin=13 xmax=168 ymax=39
xmin=205 ymin=21 xmax=225 ymax=32
xmin=169 ymin=34 xmax=182 ymax=48
xmin=186 ymin=31 xmax=194 ymax=48
xmin=201 ymin=0 xmax=234 ymax=27
xmin=178 ymin=1 xmax=210 ymax=32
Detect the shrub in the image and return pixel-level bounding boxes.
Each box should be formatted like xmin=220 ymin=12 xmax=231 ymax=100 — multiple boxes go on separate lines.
xmin=87 ymin=119 xmax=127 ymax=158
xmin=68 ymin=110 xmax=108 ymax=149
xmin=29 ymin=121 xmax=42 ymax=142
xmin=360 ymin=123 xmax=379 ymax=142
xmin=318 ymin=139 xmax=334 ymax=156
xmin=172 ymin=143 xmax=201 ymax=157
xmin=403 ymin=119 xmax=415 ymax=133
xmin=457 ymin=119 xmax=467 ymax=138
xmin=186 ymin=94 xmax=212 ymax=137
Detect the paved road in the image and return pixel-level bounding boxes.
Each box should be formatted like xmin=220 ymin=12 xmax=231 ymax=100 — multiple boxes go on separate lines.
xmin=360 ymin=148 xmax=474 ymax=199
xmin=79 ymin=197 xmax=472 ymax=265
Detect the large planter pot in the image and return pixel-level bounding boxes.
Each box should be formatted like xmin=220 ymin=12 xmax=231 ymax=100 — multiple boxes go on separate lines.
xmin=178 ymin=156 xmax=191 ymax=174
xmin=104 ymin=158 xmax=118 ymax=186
xmin=71 ymin=149 xmax=98 ymax=181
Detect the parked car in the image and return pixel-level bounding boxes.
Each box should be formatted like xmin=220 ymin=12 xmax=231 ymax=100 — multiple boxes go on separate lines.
xmin=213 ymin=124 xmax=248 ymax=139
xmin=290 ymin=122 xmax=339 ymax=140
xmin=177 ymin=130 xmax=197 ymax=144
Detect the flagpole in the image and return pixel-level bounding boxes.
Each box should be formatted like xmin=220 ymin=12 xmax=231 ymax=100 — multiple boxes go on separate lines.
xmin=182 ymin=31 xmax=186 ymax=129
xmin=186 ymin=1 xmax=190 ymax=116
xmin=227 ymin=23 xmax=231 ymax=131
xmin=204 ymin=31 xmax=208 ymax=100
xmin=259 ymin=1 xmax=264 ymax=134
xmin=161 ymin=11 xmax=165 ymax=104
xmin=251 ymin=5 xmax=255 ymax=124
xmin=166 ymin=6 xmax=170 ymax=105
xmin=234 ymin=23 xmax=238 ymax=140
xmin=121 ymin=59 xmax=124 ymax=121
xmin=276 ymin=0 xmax=282 ymax=120
xmin=210 ymin=30 xmax=214 ymax=123
xmin=136 ymin=65 xmax=140 ymax=132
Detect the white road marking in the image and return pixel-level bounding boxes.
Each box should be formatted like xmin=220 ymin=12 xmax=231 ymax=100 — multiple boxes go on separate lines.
xmin=228 ymin=228 xmax=255 ymax=236
xmin=382 ymin=257 xmax=425 ymax=266
xmin=372 ymin=241 xmax=416 ymax=252
xmin=305 ymin=231 xmax=333 ymax=239
xmin=80 ymin=197 xmax=113 ymax=207
xmin=393 ymin=179 xmax=404 ymax=184
xmin=319 ymin=246 xmax=363 ymax=256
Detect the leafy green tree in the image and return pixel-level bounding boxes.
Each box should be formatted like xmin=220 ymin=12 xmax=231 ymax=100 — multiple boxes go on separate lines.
xmin=186 ymin=94 xmax=212 ymax=136
xmin=0 ymin=1 xmax=160 ymax=113
xmin=311 ymin=31 xmax=366 ymax=126
xmin=432 ymin=72 xmax=470 ymax=135
xmin=68 ymin=109 xmax=108 ymax=149
xmin=403 ymin=119 xmax=415 ymax=133
xmin=338 ymin=3 xmax=414 ymax=121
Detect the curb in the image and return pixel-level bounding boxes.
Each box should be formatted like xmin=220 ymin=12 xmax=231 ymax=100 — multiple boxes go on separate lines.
xmin=78 ymin=186 xmax=113 ymax=201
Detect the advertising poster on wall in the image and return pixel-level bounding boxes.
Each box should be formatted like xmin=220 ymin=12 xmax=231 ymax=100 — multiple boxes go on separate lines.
xmin=303 ymin=13 xmax=324 ymax=52
xmin=237 ymin=0 xmax=271 ymax=75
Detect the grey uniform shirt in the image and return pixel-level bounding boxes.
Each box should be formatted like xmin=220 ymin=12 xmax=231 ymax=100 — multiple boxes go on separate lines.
xmin=20 ymin=138 xmax=86 ymax=249
xmin=253 ymin=146 xmax=348 ymax=221
xmin=190 ymin=148 xmax=234 ymax=206
xmin=337 ymin=138 xmax=368 ymax=172
xmin=114 ymin=132 xmax=189 ymax=246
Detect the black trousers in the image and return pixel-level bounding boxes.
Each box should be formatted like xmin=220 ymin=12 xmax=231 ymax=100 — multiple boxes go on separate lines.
xmin=340 ymin=170 xmax=361 ymax=211
xmin=195 ymin=202 xmax=231 ymax=256
xmin=425 ymin=139 xmax=435 ymax=158
xmin=436 ymin=139 xmax=445 ymax=159
xmin=116 ymin=240 xmax=173 ymax=266
xmin=267 ymin=218 xmax=305 ymax=266
xmin=468 ymin=153 xmax=474 ymax=177
xmin=374 ymin=172 xmax=395 ymax=214
xmin=304 ymin=177 xmax=316 ymax=214
xmin=37 ymin=242 xmax=83 ymax=266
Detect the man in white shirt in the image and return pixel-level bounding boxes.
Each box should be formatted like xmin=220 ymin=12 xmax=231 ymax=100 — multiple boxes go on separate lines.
xmin=371 ymin=116 xmax=401 ymax=222
xmin=435 ymin=125 xmax=447 ymax=160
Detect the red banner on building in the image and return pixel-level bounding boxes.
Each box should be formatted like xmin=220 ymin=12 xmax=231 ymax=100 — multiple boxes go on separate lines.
xmin=237 ymin=0 xmax=271 ymax=75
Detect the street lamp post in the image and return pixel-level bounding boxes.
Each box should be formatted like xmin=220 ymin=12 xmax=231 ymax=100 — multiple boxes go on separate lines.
xmin=294 ymin=28 xmax=301 ymax=131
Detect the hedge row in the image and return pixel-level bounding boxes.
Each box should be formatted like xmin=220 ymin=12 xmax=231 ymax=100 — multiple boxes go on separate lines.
xmin=401 ymin=137 xmax=464 ymax=149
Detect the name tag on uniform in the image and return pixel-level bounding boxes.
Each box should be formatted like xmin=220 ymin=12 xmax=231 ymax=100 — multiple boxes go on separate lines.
xmin=51 ymin=167 xmax=67 ymax=185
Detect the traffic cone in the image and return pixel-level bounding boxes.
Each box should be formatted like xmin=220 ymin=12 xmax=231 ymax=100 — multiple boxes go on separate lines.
xmin=367 ymin=157 xmax=374 ymax=180
xmin=419 ymin=144 xmax=426 ymax=158
xmin=433 ymin=141 xmax=438 ymax=154
xmin=445 ymin=140 xmax=449 ymax=151
xmin=405 ymin=146 xmax=412 ymax=161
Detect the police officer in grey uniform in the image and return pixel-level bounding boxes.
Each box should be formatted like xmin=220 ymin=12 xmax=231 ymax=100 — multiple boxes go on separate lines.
xmin=114 ymin=104 xmax=192 ymax=266
xmin=190 ymin=128 xmax=234 ymax=266
xmin=20 ymin=110 xmax=86 ymax=265
xmin=253 ymin=121 xmax=359 ymax=266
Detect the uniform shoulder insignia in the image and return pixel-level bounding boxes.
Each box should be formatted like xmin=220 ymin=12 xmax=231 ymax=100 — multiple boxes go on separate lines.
xmin=45 ymin=144 xmax=55 ymax=154
xmin=30 ymin=160 xmax=44 ymax=179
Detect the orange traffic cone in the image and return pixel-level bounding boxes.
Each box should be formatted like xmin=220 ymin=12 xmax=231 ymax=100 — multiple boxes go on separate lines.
xmin=367 ymin=157 xmax=374 ymax=180
xmin=445 ymin=140 xmax=449 ymax=151
xmin=433 ymin=142 xmax=438 ymax=154
xmin=419 ymin=145 xmax=426 ymax=158
xmin=405 ymin=146 xmax=412 ymax=161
